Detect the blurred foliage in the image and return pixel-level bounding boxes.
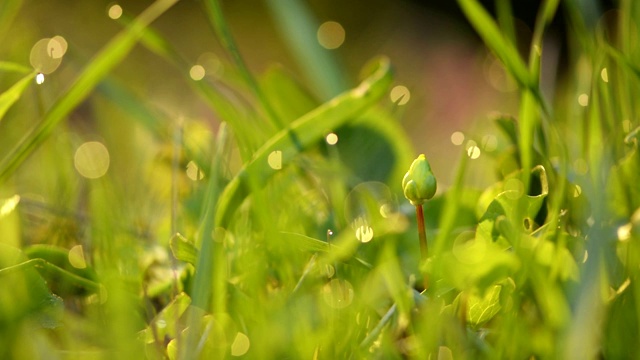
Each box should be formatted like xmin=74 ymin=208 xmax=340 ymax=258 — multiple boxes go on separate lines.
xmin=1 ymin=0 xmax=640 ymax=359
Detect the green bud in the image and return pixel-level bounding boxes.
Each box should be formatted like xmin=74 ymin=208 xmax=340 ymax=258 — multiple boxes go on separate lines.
xmin=402 ymin=154 xmax=437 ymax=206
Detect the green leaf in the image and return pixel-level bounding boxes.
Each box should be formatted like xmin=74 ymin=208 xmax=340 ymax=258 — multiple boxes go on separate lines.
xmin=214 ymin=57 xmax=393 ymax=227
xmin=476 ymin=165 xmax=549 ymax=245
xmin=467 ymin=285 xmax=502 ymax=328
xmin=0 ymin=73 xmax=34 ymax=122
xmin=169 ymin=233 xmax=198 ymax=265
xmin=0 ymin=0 xmax=178 ymax=183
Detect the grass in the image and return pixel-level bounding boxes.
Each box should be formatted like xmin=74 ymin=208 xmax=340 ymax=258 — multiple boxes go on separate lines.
xmin=1 ymin=0 xmax=640 ymax=358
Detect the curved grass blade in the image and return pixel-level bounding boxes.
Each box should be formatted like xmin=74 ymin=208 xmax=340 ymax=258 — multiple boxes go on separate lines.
xmin=0 ymin=72 xmax=35 ymax=122
xmin=0 ymin=0 xmax=178 ymax=183
xmin=213 ymin=57 xmax=393 ymax=227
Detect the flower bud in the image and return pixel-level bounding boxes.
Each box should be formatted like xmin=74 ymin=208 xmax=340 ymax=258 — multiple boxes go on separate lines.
xmin=402 ymin=154 xmax=437 ymax=206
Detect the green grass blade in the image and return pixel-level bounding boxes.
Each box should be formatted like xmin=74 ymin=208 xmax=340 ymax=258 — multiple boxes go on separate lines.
xmin=97 ymin=78 xmax=169 ymax=140
xmin=0 ymin=72 xmax=34 ymax=122
xmin=457 ymin=0 xmax=533 ymax=91
xmin=495 ymin=0 xmax=515 ymax=44
xmin=0 ymin=258 xmax=101 ymax=294
xmin=115 ymin=13 xmax=257 ymax=161
xmin=202 ymin=0 xmax=284 ymax=129
xmin=0 ymin=62 xmax=31 ymax=74
xmin=214 ymin=57 xmax=393 ymax=227
xmin=265 ymin=0 xmax=348 ymax=100
xmin=0 ymin=0 xmax=177 ymax=183
xmin=0 ymin=0 xmax=23 ymax=43
xmin=182 ymin=122 xmax=229 ymax=358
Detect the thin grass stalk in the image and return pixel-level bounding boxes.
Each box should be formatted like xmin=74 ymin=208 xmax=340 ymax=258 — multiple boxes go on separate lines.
xmin=202 ymin=0 xmax=284 ymax=130
xmin=0 ymin=0 xmax=178 ymax=183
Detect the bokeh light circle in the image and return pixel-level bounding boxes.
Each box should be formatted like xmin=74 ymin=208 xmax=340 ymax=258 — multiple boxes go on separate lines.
xmin=74 ymin=141 xmax=110 ymax=179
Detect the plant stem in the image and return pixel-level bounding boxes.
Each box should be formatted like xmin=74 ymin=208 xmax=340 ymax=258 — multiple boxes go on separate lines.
xmin=416 ymin=204 xmax=429 ymax=290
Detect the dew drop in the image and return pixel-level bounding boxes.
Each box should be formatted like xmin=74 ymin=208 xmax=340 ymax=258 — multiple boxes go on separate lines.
xmin=30 ymin=38 xmax=63 ymax=74
xmin=35 ymin=73 xmax=45 ymax=85
xmin=467 ymin=145 xmax=481 ymax=159
xmin=601 ymin=68 xmax=609 ymax=83
xmin=186 ymin=161 xmax=204 ymax=181
xmin=322 ymin=279 xmax=354 ymax=309
xmin=344 ymin=182 xmax=398 ymax=241
xmin=74 ymin=141 xmax=110 ymax=179
xmin=325 ymin=132 xmax=338 ymax=145
xmin=451 ymin=131 xmax=464 ymax=146
xmin=231 ymin=332 xmax=250 ymax=356
xmin=108 ymin=4 xmax=123 ymax=19
xmin=156 ymin=319 xmax=167 ymax=329
xmin=618 ymin=223 xmax=632 ymax=242
xmin=68 ymin=245 xmax=87 ymax=269
xmin=379 ymin=203 xmax=393 ymax=218
xmin=389 ymin=85 xmax=410 ymax=105
xmin=465 ymin=140 xmax=481 ymax=159
xmin=317 ymin=21 xmax=345 ymax=49
xmin=356 ymin=223 xmax=374 ymax=243
xmin=578 ymin=93 xmax=589 ymax=107
xmin=267 ymin=150 xmax=282 ymax=170
xmin=0 ymin=195 xmax=20 ymax=217
xmin=189 ymin=65 xmax=205 ymax=81
xmin=197 ymin=52 xmax=223 ymax=78
xmin=573 ymin=184 xmax=582 ymax=197
xmin=48 ymin=36 xmax=67 ymax=59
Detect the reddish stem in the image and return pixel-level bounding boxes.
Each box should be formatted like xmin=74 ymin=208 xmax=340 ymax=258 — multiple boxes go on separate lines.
xmin=416 ymin=204 xmax=429 ymax=290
